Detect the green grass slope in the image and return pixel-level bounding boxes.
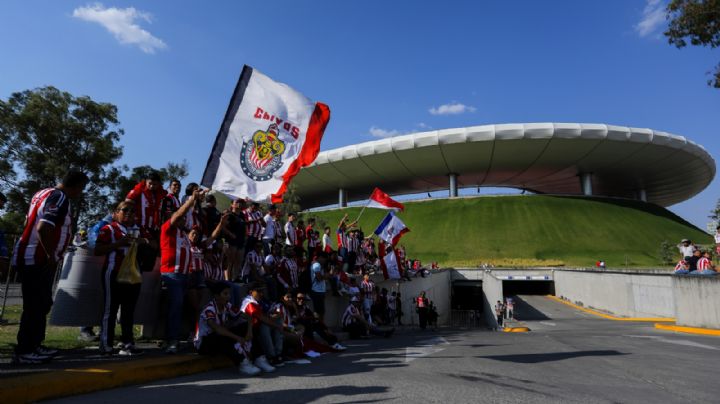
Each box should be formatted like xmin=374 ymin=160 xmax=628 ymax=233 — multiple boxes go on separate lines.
xmin=305 ymin=195 xmax=711 ymax=268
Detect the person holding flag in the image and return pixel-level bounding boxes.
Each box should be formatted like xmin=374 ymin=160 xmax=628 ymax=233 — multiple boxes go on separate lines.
xmin=201 ymin=65 xmax=330 ymax=204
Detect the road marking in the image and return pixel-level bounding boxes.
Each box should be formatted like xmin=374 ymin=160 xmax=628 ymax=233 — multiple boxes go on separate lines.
xmin=539 ymin=321 xmax=556 ymax=326
xmin=405 ymin=336 xmax=449 ymax=363
xmin=625 ymin=335 xmax=720 ymax=351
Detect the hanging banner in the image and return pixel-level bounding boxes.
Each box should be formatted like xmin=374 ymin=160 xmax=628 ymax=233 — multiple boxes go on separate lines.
xmin=202 ymin=65 xmax=330 ymax=203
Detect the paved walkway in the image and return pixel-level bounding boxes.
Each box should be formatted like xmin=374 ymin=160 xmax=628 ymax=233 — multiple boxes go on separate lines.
xmin=41 ymin=296 xmax=720 ymax=403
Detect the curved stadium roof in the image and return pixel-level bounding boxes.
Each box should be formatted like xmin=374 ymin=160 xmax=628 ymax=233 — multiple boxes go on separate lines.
xmin=293 ymin=123 xmax=715 ymax=208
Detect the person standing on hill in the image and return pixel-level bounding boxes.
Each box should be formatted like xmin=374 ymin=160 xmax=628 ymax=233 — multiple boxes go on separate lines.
xmin=677 ymin=239 xmax=696 ymax=262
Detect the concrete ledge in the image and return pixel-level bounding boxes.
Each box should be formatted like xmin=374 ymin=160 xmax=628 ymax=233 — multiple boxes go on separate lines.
xmin=546 ymin=295 xmax=676 ymax=322
xmin=655 ymin=323 xmax=720 ymax=337
xmin=0 ymin=354 xmax=233 ymax=403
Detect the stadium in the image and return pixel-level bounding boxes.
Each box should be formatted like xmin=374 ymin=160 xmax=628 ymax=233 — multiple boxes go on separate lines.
xmin=294 ymin=123 xmax=716 ymax=267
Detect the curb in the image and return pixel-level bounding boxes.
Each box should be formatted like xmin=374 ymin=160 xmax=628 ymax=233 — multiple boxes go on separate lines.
xmin=0 ymin=354 xmax=233 ymax=403
xmin=503 ymin=327 xmax=530 ymax=333
xmin=654 ymin=323 xmax=720 ymax=337
xmin=545 ymin=295 xmax=676 ymax=323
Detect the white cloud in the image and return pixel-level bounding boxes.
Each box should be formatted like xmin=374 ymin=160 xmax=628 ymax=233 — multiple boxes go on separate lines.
xmin=635 ymin=0 xmax=667 ymax=38
xmin=369 ymin=126 xmax=402 ymax=138
xmin=417 ymin=122 xmax=432 ymax=129
xmin=428 ymin=102 xmax=476 ymax=115
xmin=73 ymin=3 xmax=167 ymax=54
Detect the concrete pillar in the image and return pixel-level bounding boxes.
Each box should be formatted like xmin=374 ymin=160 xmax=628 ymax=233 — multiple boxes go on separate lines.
xmin=580 ymin=173 xmax=593 ymax=196
xmin=449 ymin=173 xmax=458 ymax=198
xmin=638 ymin=189 xmax=647 ymax=202
xmin=338 ymin=188 xmax=347 ymax=208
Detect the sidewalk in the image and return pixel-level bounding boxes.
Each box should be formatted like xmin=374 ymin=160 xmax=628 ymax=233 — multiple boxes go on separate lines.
xmin=0 ymin=342 xmax=232 ymax=403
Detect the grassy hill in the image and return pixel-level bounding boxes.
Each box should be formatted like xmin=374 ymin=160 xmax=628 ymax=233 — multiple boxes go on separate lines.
xmin=303 ymin=195 xmax=712 ymax=268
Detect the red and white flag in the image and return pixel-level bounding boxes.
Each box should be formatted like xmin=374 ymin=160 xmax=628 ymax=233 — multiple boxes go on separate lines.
xmin=367 ymin=187 xmax=404 ymax=211
xmin=374 ymin=211 xmax=410 ymax=246
xmin=202 ymin=65 xmax=330 ymax=203
xmin=378 ymin=241 xmax=402 ymax=280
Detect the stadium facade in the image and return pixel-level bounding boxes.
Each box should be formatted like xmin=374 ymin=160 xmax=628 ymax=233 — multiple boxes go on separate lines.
xmin=292 ymin=123 xmax=715 ymax=208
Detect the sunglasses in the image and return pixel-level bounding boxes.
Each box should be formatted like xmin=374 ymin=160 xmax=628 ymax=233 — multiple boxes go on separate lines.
xmin=296 ymin=296 xmax=305 ymax=300
xmin=119 ymin=208 xmax=134 ymax=213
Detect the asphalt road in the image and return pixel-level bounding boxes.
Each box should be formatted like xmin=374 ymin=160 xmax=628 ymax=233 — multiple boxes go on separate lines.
xmin=51 ymin=295 xmax=720 ymax=403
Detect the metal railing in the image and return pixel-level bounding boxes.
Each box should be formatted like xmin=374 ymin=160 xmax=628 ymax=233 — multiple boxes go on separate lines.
xmin=451 ymin=309 xmax=484 ymax=328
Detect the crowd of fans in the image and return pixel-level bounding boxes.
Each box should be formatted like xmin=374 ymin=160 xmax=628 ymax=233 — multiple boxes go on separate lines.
xmin=6 ymin=171 xmax=438 ymax=372
xmin=673 ymin=236 xmax=719 ymax=275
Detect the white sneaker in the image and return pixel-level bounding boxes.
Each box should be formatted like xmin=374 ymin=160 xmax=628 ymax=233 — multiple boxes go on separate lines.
xmin=254 ymin=355 xmax=276 ymax=373
xmin=332 ymin=343 xmax=347 ymax=351
xmin=165 ymin=341 xmax=178 ymax=354
xmin=238 ymin=359 xmax=261 ymax=376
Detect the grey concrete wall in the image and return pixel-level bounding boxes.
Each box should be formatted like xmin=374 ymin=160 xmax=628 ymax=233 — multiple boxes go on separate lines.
xmin=324 ymin=269 xmax=453 ymax=328
xmin=673 ymin=276 xmax=720 ymax=329
xmin=481 ymin=274 xmax=504 ymax=328
xmin=553 ymin=270 xmax=674 ymax=318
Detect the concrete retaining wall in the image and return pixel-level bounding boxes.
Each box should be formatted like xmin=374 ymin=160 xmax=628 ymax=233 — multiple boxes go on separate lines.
xmin=324 ymin=269 xmax=453 ymax=328
xmin=553 ymin=270 xmax=674 ymax=318
xmin=480 ymin=274 xmax=504 ymax=328
xmin=673 ymin=276 xmax=720 ymax=329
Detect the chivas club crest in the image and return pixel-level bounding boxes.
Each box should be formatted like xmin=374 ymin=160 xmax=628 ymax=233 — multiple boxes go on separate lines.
xmin=240 ymin=124 xmax=286 ymax=181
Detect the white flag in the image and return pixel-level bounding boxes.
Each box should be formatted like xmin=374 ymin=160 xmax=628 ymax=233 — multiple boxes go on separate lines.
xmin=202 ymin=65 xmax=330 ymax=203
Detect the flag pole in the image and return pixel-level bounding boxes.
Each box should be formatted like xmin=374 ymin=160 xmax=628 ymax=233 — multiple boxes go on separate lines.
xmin=354 ymin=198 xmax=371 ymax=223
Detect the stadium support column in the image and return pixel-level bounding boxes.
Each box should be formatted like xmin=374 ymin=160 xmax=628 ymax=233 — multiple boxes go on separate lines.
xmin=638 ymin=189 xmax=647 ymax=202
xmin=339 ymin=188 xmax=347 ymax=208
xmin=580 ymin=173 xmax=593 ymax=196
xmin=449 ymin=173 xmax=459 ymax=198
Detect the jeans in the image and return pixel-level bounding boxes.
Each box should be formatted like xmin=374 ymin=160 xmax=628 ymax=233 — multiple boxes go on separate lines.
xmin=257 ymin=323 xmax=283 ymax=358
xmin=16 ymin=264 xmax=56 ymax=354
xmin=162 ymin=272 xmax=188 ymax=341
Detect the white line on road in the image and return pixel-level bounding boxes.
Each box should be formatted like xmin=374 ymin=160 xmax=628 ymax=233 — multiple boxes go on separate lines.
xmin=625 ymin=335 xmax=720 ymax=351
xmin=405 ymin=336 xmax=450 ymax=363
xmin=539 ymin=321 xmax=557 ymax=327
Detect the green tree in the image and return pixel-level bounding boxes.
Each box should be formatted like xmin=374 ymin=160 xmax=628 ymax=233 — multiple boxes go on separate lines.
xmin=710 ymin=197 xmax=720 ymax=221
xmin=659 ymin=240 xmax=676 ymax=265
xmin=665 ymin=0 xmax=720 ymax=88
xmin=0 ymin=86 xmax=124 ymax=228
xmin=112 ymin=161 xmax=189 ymax=204
xmin=278 ymin=183 xmax=302 ymax=220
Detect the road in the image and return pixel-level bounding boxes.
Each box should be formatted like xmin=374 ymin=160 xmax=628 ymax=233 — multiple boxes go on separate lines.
xmin=51 ymin=295 xmax=720 ymax=403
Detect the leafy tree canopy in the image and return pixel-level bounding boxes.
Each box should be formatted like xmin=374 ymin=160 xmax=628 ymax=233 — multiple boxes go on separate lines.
xmin=665 ymin=0 xmax=720 ymax=88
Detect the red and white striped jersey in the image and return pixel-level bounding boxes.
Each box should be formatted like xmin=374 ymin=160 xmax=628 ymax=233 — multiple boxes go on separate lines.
xmin=360 ymin=279 xmax=375 ymax=299
xmin=160 ymin=220 xmax=192 ymax=274
xmin=242 ymin=249 xmax=263 ymax=278
xmin=12 ymin=188 xmax=72 ymax=267
xmin=336 ymin=228 xmax=348 ymax=249
xmin=96 ymin=222 xmax=129 ymax=274
xmin=244 ymin=209 xmax=264 ymax=238
xmin=347 ymin=235 xmax=361 ymax=253
xmin=342 ymin=304 xmax=361 ymax=327
xmin=126 ymin=182 xmax=165 ymax=234
xmin=278 ymin=257 xmax=299 ymax=289
xmin=674 ymin=261 xmax=687 ymax=272
xmin=189 ymin=245 xmax=204 ymax=273
xmin=697 ymin=257 xmax=712 ymax=270
xmin=203 ymin=251 xmax=224 ymax=281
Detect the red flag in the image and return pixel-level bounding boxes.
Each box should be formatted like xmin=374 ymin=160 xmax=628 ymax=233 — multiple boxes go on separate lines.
xmin=367 ymin=187 xmax=404 ymax=211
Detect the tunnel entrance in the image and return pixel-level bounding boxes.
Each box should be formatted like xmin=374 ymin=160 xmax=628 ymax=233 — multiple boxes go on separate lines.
xmin=451 ymin=281 xmax=484 ymax=327
xmin=502 ymin=280 xmax=555 ymax=296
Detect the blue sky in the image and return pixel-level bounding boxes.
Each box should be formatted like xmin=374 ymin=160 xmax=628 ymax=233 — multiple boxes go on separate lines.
xmin=0 ymin=0 xmax=718 ymax=229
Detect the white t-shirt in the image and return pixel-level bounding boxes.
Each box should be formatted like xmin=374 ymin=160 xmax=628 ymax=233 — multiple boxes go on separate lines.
xmin=263 ymin=214 xmax=276 ymax=240
xmin=311 ymin=261 xmax=326 ymax=293
xmin=322 ymin=233 xmax=332 ymax=250
xmin=285 ymin=221 xmax=296 ymax=245
xmin=678 ymin=244 xmax=696 ymax=257
xmin=714 ymin=232 xmax=720 ymax=244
